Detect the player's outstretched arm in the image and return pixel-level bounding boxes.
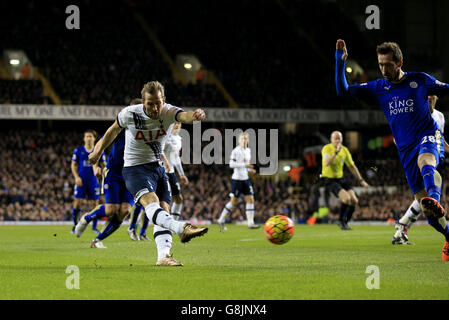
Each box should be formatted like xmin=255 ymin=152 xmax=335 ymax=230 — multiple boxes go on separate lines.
xmin=335 ymin=39 xmax=350 ymax=96
xmin=89 ymin=121 xmax=122 ymax=165
xmin=177 ymin=109 xmax=206 ymax=124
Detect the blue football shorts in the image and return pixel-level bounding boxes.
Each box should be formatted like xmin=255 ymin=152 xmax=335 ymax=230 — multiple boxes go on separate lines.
xmin=399 ymin=132 xmax=444 ymax=195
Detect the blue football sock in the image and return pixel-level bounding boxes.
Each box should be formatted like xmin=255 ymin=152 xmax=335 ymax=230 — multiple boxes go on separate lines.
xmin=85 ymin=205 xmax=106 ymax=223
xmin=421 ymin=164 xmax=441 ymax=202
xmin=97 ymin=215 xmax=122 ymax=241
xmin=92 ymin=218 xmax=98 ymax=230
xmin=140 ymin=214 xmax=149 ymax=236
xmin=128 ymin=204 xmax=141 ymax=231
xmin=426 ymin=216 xmax=449 ymax=242
xmin=72 ymin=208 xmax=80 ymax=226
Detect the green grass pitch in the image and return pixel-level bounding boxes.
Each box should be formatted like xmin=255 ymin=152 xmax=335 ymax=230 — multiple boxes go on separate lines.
xmin=0 ymin=224 xmax=448 ymax=300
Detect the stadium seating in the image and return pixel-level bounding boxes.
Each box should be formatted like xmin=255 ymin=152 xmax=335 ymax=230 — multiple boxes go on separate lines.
xmin=0 ymin=0 xmax=228 ymax=107
xmin=0 ymin=79 xmax=49 ymax=104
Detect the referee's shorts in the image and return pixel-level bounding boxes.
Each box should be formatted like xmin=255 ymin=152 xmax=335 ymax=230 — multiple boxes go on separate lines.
xmin=321 ymin=176 xmax=352 ymax=197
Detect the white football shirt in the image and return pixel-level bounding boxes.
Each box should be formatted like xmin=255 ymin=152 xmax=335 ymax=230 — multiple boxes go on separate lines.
xmin=432 ymin=109 xmax=445 ymax=134
xmin=163 ymin=134 xmax=183 ymax=174
xmin=116 ymin=103 xmax=183 ymax=167
xmin=230 ymin=145 xmax=251 ymax=180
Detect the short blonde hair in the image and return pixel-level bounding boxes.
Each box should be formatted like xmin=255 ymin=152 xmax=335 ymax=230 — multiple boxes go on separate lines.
xmin=238 ymin=132 xmax=249 ymax=140
xmin=141 ymin=81 xmax=165 ymax=100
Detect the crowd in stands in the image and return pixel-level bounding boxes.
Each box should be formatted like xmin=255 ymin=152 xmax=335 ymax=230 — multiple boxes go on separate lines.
xmin=2 ymin=128 xmax=447 ymax=225
xmin=0 ymin=80 xmax=50 ymax=105
xmin=2 ymin=0 xmax=448 ymax=111
xmin=0 ymin=1 xmax=227 ymax=108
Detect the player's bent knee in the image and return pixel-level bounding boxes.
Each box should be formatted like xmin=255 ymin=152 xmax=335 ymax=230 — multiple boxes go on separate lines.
xmin=73 ymin=199 xmax=81 ymax=208
xmin=105 ymin=204 xmax=119 ymax=217
xmin=338 ymin=191 xmax=351 ymax=204
xmin=160 ymin=201 xmax=170 ymax=212
xmin=139 ymin=192 xmax=159 ymax=207
xmin=418 ymin=153 xmax=436 ymax=170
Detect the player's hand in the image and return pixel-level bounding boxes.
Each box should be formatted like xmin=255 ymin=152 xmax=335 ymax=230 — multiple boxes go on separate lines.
xmin=245 ymin=164 xmax=254 ymax=169
xmin=179 ymin=175 xmax=189 ymax=185
xmin=93 ymin=166 xmax=102 ymax=179
xmin=249 ymin=169 xmax=257 ymax=175
xmin=164 ymin=162 xmax=172 ymax=172
xmin=361 ymin=180 xmax=370 ymax=188
xmin=336 ymin=39 xmax=348 ymax=61
xmin=88 ymin=151 xmax=101 ymax=165
xmin=75 ymin=176 xmax=83 ymax=187
xmin=192 ymin=109 xmax=206 ymax=121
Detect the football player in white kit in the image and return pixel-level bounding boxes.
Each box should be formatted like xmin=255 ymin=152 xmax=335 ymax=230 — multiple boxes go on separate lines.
xmin=393 ymin=95 xmax=449 ymax=244
xmin=217 ymin=132 xmax=259 ymax=230
xmin=89 ymin=81 xmax=208 ymax=266
xmin=163 ymin=122 xmax=188 ymax=220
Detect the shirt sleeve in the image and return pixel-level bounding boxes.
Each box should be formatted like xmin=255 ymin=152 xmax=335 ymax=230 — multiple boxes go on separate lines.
xmin=229 ymin=149 xmax=246 ymax=169
xmin=321 ymin=145 xmax=330 ymax=161
xmin=116 ymin=107 xmax=129 ymax=129
xmin=344 ymin=148 xmax=355 ymax=167
xmin=422 ymin=73 xmax=449 ymax=97
xmin=165 ymin=103 xmax=185 ymax=123
xmin=335 ymin=50 xmax=376 ymax=103
xmin=72 ymin=148 xmax=79 ymax=163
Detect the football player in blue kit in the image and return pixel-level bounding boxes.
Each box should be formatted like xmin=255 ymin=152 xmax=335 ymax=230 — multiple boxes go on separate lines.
xmin=335 ymin=39 xmax=449 ymax=261
xmin=75 ymin=99 xmax=142 ymax=248
xmin=71 ymin=130 xmax=105 ymax=234
xmin=74 ymin=129 xmax=133 ymax=248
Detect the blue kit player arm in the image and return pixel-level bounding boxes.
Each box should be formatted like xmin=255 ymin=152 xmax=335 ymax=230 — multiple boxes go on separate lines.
xmin=422 ymin=72 xmax=449 ymax=97
xmin=335 ymin=40 xmax=378 ymax=104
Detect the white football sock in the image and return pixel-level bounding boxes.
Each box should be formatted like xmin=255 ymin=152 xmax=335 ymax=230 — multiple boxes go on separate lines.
xmin=153 ymin=224 xmax=172 ymax=261
xmin=171 ymin=202 xmax=182 ymax=220
xmin=246 ymin=203 xmax=255 ymax=226
xmin=399 ymin=200 xmax=422 ymax=227
xmin=218 ymin=201 xmax=235 ymax=223
xmin=145 ymin=203 xmax=184 ymax=235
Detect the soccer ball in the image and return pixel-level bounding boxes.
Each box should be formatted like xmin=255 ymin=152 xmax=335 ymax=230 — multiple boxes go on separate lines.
xmin=264 ymin=215 xmax=295 ymax=245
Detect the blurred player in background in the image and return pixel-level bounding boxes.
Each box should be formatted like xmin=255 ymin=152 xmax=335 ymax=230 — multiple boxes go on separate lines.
xmin=217 ymin=132 xmax=259 ymax=231
xmin=321 ymin=131 xmax=370 ymax=230
xmin=163 ymin=122 xmax=188 ymax=221
xmin=127 ymin=204 xmax=149 ymax=241
xmin=75 ymin=99 xmax=142 ymax=248
xmin=393 ymin=95 xmax=449 ymax=244
xmin=71 ymin=130 xmax=105 ymax=234
xmin=335 ymin=39 xmax=449 ymax=261
xmin=88 ymin=81 xmax=208 ymax=266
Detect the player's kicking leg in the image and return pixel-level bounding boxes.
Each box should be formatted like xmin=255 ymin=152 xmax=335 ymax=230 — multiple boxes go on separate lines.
xmin=416 ymin=152 xmax=449 ymax=261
